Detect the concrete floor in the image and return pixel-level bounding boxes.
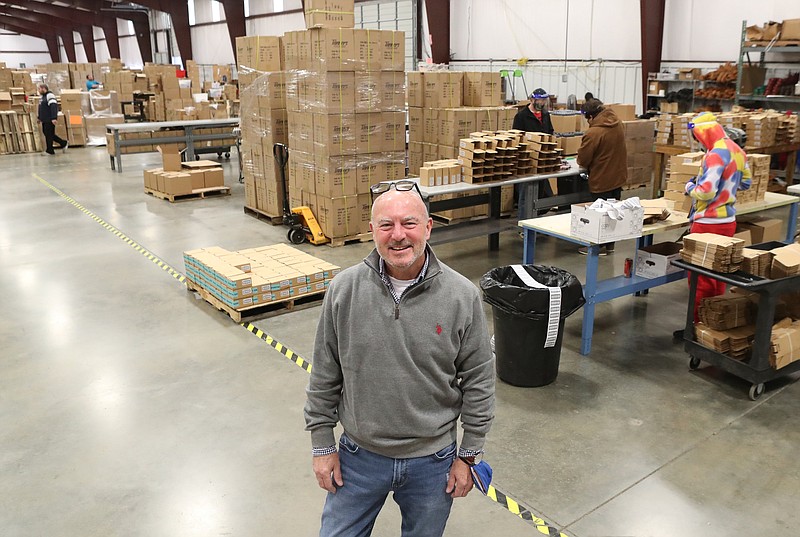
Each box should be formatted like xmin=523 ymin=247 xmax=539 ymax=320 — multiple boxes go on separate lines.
xmin=2 ymin=146 xmax=799 ymax=537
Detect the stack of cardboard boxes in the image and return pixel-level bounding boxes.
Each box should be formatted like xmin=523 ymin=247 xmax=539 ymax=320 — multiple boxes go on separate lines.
xmin=143 ymin=145 xmax=225 ymax=198
xmin=235 ymin=34 xmax=288 ymax=219
xmin=102 ymin=70 xmax=136 ymax=102
xmin=663 ymin=151 xmax=701 ymax=211
xmin=771 ymin=317 xmax=800 ymax=369
xmin=184 ymin=243 xmax=341 ymax=311
xmin=550 ymin=110 xmax=585 ymax=156
xmin=655 ymin=114 xmax=673 ymax=145
xmin=523 ymin=133 xmax=561 ymax=173
xmin=282 ymin=18 xmax=406 ymax=240
xmin=56 ymin=90 xmax=88 ymax=147
xmin=418 ymin=160 xmax=462 ymax=187
xmin=737 ymin=153 xmax=770 ymax=204
xmin=240 ymin=71 xmax=289 ymax=217
xmin=744 ymin=113 xmax=779 ymax=148
xmin=680 ymin=233 xmax=745 ymax=272
xmin=623 ymin=119 xmax=656 ymax=188
xmin=44 ymin=63 xmax=71 ymax=95
xmin=407 ymin=70 xmax=517 ymax=174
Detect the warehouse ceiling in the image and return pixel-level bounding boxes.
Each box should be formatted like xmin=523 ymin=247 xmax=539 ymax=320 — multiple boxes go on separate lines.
xmin=0 ymin=0 xmax=162 ymax=64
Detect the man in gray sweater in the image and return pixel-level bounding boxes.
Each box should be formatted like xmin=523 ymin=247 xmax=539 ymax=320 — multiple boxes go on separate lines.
xmin=305 ymin=182 xmax=495 ymax=536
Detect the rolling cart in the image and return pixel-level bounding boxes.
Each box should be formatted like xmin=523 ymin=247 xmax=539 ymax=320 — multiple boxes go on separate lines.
xmin=673 ymin=246 xmax=800 ymax=400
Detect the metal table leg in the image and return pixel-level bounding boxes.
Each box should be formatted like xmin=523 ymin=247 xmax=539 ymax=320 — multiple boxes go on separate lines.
xmin=488 ymin=186 xmax=501 ymax=251
xmin=580 ymin=245 xmax=601 ymax=355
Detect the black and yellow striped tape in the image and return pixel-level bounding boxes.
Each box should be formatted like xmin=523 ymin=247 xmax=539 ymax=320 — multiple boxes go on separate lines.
xmin=487 ymin=485 xmax=567 ymax=535
xmin=241 ymin=321 xmax=312 ymax=373
xmin=34 ymin=172 xmax=568 ymax=536
xmin=33 ymin=173 xmax=187 ymax=284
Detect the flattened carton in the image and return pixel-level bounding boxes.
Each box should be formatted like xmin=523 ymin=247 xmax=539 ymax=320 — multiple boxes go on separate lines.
xmin=570 ymin=202 xmax=644 ymax=244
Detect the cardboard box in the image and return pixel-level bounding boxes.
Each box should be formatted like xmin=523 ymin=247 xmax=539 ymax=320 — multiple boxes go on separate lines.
xmin=313 ymin=113 xmax=356 ymax=155
xmin=381 ymin=30 xmax=405 ymax=72
xmin=257 ymin=72 xmax=286 ymax=110
xmin=607 ymin=104 xmax=636 ymax=122
xmin=312 ymin=71 xmax=355 ymax=111
xmin=660 ymin=102 xmax=679 ymax=114
xmin=739 ymin=66 xmax=766 ymax=95
xmin=235 ymin=35 xmax=282 ymax=71
xmin=423 ymin=72 xmax=463 ymax=108
xmin=380 ymin=71 xmax=405 ymax=111
xmin=678 ymin=68 xmax=702 ymax=81
xmin=738 ymin=217 xmax=782 ymax=244
xmin=315 ymin=155 xmax=358 ymax=197
xmin=771 ymin=243 xmax=800 ymax=279
xmin=550 ymin=112 xmax=581 ymax=133
xmin=557 ymin=134 xmax=583 ymax=155
xmin=635 ymin=242 xmax=683 ymax=278
xmin=463 ymin=72 xmax=501 ymax=107
xmin=407 ymin=72 xmax=423 ymax=107
xmin=648 ymin=80 xmax=667 ymax=95
xmin=782 ymin=18 xmax=800 ymax=40
xmin=311 ymin=28 xmax=355 ymax=71
xmin=569 ymin=202 xmax=645 ymax=244
xmin=382 ymin=111 xmax=405 ymax=153
xmin=353 ymin=29 xmax=382 ymax=71
xmin=304 ymin=0 xmax=355 ymax=29
xmin=316 ymin=195 xmax=360 ymax=238
xmin=157 ymin=144 xmax=183 ymax=171
xmin=163 ymin=172 xmax=193 ymax=196
xmin=734 ymin=228 xmax=753 ymax=247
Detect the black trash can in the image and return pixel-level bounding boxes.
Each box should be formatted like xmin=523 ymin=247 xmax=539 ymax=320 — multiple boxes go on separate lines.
xmin=481 ymin=265 xmax=585 ymax=387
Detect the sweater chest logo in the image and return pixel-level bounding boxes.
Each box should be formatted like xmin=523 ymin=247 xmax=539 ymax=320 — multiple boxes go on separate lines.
xmin=436 ymin=324 xmax=442 ymax=335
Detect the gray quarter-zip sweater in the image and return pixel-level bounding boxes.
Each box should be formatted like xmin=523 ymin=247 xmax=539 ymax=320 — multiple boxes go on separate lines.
xmin=304 ymin=247 xmax=495 ymax=459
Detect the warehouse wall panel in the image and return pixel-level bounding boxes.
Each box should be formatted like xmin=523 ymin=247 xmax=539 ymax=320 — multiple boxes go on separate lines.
xmin=191 ymin=24 xmax=236 ymax=65
xmin=662 ymin=0 xmax=800 ymax=61
xmin=451 ymin=60 xmax=642 ymax=113
xmin=452 ymin=0 xmax=800 ymax=64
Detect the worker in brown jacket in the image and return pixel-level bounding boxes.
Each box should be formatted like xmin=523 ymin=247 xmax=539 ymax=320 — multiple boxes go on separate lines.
xmin=576 ymin=98 xmax=628 ymax=254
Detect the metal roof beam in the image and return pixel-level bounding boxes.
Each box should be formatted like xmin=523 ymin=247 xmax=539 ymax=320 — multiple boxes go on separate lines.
xmin=215 ymin=0 xmax=245 ymax=59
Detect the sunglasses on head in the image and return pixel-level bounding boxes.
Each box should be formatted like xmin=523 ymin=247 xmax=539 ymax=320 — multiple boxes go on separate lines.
xmin=369 ymin=180 xmax=423 ymax=202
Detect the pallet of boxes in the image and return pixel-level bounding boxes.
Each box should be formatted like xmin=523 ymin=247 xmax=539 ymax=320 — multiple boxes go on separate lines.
xmin=236 ymin=34 xmax=290 ymax=223
xmin=0 ymin=66 xmax=43 ymax=154
xmin=623 ymin=118 xmax=656 ymax=190
xmin=184 ymin=244 xmax=340 ymax=322
xmin=282 ymin=0 xmax=406 ymax=245
xmin=407 ymin=69 xmax=520 ymax=220
xmin=58 ymin=89 xmax=89 ymax=147
xmin=143 ymin=144 xmax=229 ymax=202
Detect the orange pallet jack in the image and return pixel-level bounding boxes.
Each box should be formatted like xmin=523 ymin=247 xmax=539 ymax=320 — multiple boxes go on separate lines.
xmin=274 ymin=143 xmax=329 ymax=245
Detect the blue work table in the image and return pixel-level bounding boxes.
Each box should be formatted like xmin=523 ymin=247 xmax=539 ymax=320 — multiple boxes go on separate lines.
xmin=518 ymin=192 xmax=800 ymax=355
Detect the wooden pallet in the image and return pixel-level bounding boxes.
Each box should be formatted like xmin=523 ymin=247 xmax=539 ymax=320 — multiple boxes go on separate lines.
xmin=144 ymin=186 xmax=231 ymax=202
xmin=243 ymin=205 xmax=283 ymax=225
xmin=328 ymin=232 xmax=373 ymax=248
xmin=187 ymin=279 xmax=326 ymax=322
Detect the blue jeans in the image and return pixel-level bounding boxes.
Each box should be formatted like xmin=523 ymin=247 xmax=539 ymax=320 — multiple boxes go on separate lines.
xmin=319 ymin=433 xmax=456 ymax=537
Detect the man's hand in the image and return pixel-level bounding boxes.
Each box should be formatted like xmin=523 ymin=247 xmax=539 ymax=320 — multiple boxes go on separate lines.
xmin=313 ymin=452 xmax=343 ymax=493
xmin=446 ymin=457 xmax=474 ymax=498
xmin=51 ymin=120 xmax=57 ymax=125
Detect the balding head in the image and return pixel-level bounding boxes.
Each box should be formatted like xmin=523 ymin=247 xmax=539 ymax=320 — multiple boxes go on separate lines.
xmin=371 ymin=188 xmax=429 ymax=223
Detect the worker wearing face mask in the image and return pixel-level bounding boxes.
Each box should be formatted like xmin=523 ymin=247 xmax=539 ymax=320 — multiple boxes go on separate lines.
xmin=512 ymin=88 xmax=556 ymax=214
xmin=512 ymin=88 xmax=554 ymax=134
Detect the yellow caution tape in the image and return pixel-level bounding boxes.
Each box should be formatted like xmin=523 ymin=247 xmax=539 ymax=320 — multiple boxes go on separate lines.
xmin=32 ymin=173 xmax=186 ymax=284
